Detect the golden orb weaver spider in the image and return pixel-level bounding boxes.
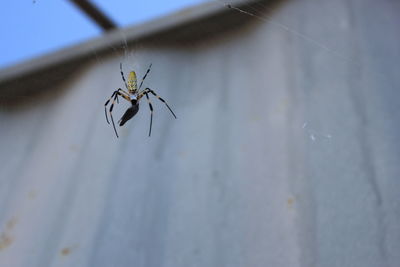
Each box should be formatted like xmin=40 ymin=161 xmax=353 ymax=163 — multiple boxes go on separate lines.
xmin=104 ymin=63 xmax=177 ymax=138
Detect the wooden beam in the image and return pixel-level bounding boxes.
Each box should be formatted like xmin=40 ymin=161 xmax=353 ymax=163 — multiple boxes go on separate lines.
xmin=68 ymin=0 xmax=117 ymax=31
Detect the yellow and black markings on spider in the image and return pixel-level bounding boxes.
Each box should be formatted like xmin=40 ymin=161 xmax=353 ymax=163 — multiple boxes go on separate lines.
xmin=104 ymin=63 xmax=177 ymax=138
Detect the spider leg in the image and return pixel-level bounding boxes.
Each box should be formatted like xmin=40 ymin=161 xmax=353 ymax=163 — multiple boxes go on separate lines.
xmin=138 ymin=64 xmax=152 ymax=90
xmin=146 ymin=88 xmax=177 ymax=119
xmin=143 ymin=92 xmax=154 ymax=137
xmin=104 ymin=89 xmax=130 ymax=124
xmin=109 ymin=93 xmax=120 ymax=138
xmin=104 ymin=91 xmax=117 ymax=124
xmin=104 ymin=89 xmax=131 ymax=137
xmin=120 ymin=63 xmax=129 ymax=90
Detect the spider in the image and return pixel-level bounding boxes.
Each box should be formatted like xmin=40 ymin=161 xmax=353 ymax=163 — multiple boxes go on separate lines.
xmin=104 ymin=63 xmax=177 ymax=138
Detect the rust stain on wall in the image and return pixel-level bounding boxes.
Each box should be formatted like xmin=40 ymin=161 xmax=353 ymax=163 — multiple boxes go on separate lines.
xmin=287 ymin=197 xmax=294 ymax=210
xmin=61 ymin=247 xmax=71 ymax=256
xmin=60 ymin=244 xmax=78 ymax=257
xmin=0 ymin=217 xmax=18 ymax=251
xmin=28 ymin=190 xmax=38 ymax=200
xmin=0 ymin=233 xmax=13 ymax=251
xmin=6 ymin=217 xmax=18 ymax=230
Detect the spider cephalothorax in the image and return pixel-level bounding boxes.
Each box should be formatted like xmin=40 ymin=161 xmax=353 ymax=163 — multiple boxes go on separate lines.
xmin=104 ymin=63 xmax=176 ymax=138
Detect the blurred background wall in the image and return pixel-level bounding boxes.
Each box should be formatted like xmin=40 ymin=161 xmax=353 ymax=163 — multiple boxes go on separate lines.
xmin=0 ymin=0 xmax=399 ymax=267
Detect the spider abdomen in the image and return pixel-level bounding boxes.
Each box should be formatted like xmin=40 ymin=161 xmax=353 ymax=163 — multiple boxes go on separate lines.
xmin=119 ymin=103 xmax=139 ymax=126
xmin=128 ymin=71 xmax=138 ymax=92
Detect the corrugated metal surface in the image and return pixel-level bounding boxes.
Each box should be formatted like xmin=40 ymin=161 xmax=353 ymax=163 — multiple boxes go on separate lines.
xmin=0 ymin=0 xmax=399 ymax=266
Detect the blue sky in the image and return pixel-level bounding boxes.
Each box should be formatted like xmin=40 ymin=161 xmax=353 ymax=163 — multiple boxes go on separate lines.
xmin=0 ymin=0 xmax=209 ymax=68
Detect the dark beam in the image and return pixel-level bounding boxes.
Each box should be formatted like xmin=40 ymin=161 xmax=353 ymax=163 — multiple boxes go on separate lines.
xmin=68 ymin=0 xmax=117 ymax=31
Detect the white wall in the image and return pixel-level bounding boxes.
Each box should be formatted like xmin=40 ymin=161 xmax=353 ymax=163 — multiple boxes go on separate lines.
xmin=0 ymin=0 xmax=399 ymax=266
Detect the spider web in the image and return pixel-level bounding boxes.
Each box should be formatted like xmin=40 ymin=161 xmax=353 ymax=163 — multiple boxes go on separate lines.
xmin=213 ymin=0 xmax=395 ymax=142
